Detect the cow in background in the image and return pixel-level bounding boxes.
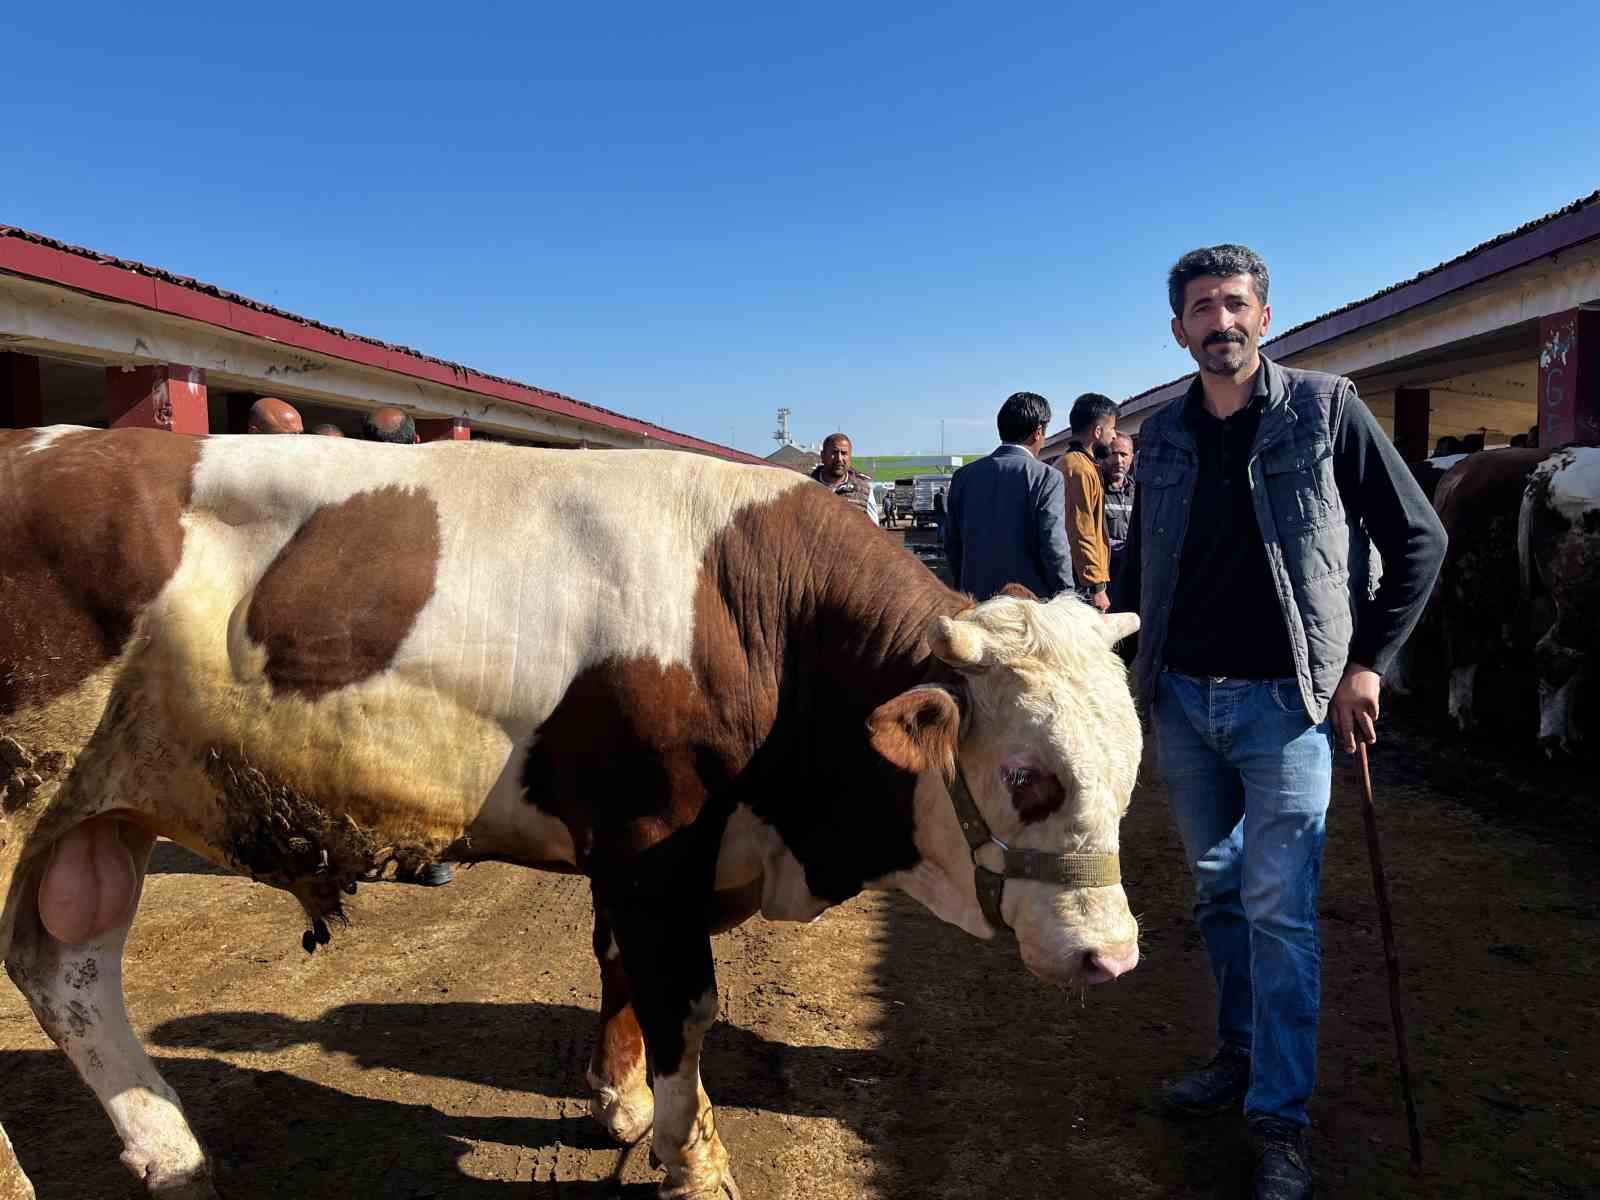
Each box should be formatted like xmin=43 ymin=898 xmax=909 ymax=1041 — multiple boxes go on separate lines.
xmin=1385 ymin=448 xmax=1552 ymax=733
xmin=1520 ymin=447 xmax=1600 ymax=758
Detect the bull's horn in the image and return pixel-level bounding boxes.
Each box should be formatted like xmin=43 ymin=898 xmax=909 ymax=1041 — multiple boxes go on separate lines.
xmin=928 ymin=615 xmax=992 ymax=673
xmin=1099 ymin=611 xmax=1140 ymax=645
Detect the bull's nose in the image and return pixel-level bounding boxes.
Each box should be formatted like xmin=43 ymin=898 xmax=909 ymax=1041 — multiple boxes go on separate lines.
xmin=1083 ymin=942 xmax=1140 ymax=984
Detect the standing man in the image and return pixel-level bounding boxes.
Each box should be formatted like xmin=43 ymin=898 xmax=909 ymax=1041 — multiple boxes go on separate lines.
xmin=943 ymin=391 xmax=1074 ymax=601
xmin=1101 ymin=432 xmax=1137 ymax=594
xmin=1121 ymin=245 xmax=1445 ymax=1199
xmin=1058 ymin=394 xmax=1119 ymax=611
xmin=810 ymin=433 xmax=879 ymax=525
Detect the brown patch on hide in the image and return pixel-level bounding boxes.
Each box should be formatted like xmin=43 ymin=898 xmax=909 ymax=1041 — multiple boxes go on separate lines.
xmin=246 ymin=485 xmax=441 ymax=699
xmin=998 ymin=583 xmax=1040 ymax=602
xmin=0 ymin=428 xmax=199 ymax=715
xmin=524 ymin=477 xmax=966 ymax=901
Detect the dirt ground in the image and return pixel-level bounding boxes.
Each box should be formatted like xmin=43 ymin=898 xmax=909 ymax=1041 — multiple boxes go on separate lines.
xmin=5 ymin=533 xmax=1599 ymax=1199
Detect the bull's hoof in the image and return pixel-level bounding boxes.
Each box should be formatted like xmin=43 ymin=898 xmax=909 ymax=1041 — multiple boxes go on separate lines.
xmin=658 ymin=1174 xmax=741 ymax=1200
xmin=121 ymin=1152 xmax=218 ymax=1200
xmin=588 ymin=1077 xmax=654 ymax=1145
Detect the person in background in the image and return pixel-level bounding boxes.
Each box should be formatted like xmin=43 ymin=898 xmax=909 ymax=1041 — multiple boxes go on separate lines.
xmin=1123 ymin=243 xmax=1446 ymax=1199
xmin=246 ymin=397 xmax=304 ymax=434
xmin=1058 ymin=393 xmax=1119 ymax=611
xmin=942 ymin=391 xmax=1073 ymax=601
xmin=362 ymin=407 xmax=421 ymax=444
xmin=810 ymin=433 xmax=878 ymax=525
xmin=1101 ymin=432 xmax=1137 ymax=596
xmin=311 ymin=423 xmax=345 ymax=437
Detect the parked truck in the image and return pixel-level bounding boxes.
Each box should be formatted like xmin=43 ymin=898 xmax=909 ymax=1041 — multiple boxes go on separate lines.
xmin=913 ymin=474 xmax=954 ymax=528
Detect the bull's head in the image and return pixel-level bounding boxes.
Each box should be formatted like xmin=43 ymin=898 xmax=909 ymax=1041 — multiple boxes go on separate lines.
xmin=868 ymin=591 xmax=1142 ymax=989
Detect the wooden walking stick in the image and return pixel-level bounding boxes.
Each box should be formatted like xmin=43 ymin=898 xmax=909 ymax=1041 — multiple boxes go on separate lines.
xmin=1357 ymin=742 xmax=1423 ymax=1168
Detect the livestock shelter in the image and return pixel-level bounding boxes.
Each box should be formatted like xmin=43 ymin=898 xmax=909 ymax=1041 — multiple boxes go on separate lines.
xmin=0 ymin=226 xmax=761 ymax=460
xmin=1042 ymin=189 xmax=1600 ymax=459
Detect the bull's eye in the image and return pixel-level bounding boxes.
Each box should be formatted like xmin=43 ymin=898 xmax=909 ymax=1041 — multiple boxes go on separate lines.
xmin=1004 ymin=767 xmax=1036 ymax=791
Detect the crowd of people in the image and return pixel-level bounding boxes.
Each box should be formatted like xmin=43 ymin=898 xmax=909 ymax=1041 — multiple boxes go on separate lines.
xmin=813 ymin=244 xmax=1446 ymax=1200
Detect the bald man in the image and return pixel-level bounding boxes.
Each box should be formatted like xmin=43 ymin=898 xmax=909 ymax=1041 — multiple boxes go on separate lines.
xmin=246 ymin=397 xmax=304 ymax=434
xmin=361 ymin=407 xmax=420 ymax=444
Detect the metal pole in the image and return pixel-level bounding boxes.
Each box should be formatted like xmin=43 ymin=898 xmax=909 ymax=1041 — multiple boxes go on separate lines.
xmin=1357 ymin=743 xmax=1423 ymax=1169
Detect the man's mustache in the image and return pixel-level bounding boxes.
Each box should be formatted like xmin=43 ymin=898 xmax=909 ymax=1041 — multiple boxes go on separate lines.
xmin=1204 ymin=331 xmax=1248 ymax=348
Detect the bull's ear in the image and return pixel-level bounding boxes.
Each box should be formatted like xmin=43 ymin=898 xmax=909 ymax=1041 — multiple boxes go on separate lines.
xmin=868 ymin=686 xmax=962 ymax=776
xmin=998 ymin=583 xmax=1039 ymax=602
xmin=928 ymin=614 xmax=993 ymax=674
xmin=1099 ymin=611 xmax=1139 ymax=645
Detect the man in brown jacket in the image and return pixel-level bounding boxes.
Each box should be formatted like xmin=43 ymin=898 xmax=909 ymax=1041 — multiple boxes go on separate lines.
xmin=1058 ymin=393 xmax=1119 ymax=611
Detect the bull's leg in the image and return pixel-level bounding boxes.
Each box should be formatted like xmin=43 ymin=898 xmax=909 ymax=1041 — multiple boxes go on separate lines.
xmin=586 ymin=897 xmax=654 ymax=1144
xmin=611 ymin=897 xmax=738 ymax=1200
xmin=0 ymin=1122 xmax=35 ymax=1200
xmin=1536 ymin=628 xmax=1590 ymax=758
xmin=1448 ymin=662 xmax=1479 ymax=732
xmin=5 ymin=820 xmax=217 ymax=1199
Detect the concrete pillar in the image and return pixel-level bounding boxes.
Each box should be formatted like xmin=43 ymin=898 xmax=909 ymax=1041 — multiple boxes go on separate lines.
xmin=1394 ymin=387 xmax=1430 ymax=462
xmin=1538 ymin=308 xmax=1600 ymax=447
xmin=417 ymin=417 xmax=471 ymax=442
xmin=0 ymin=352 xmax=44 ymax=428
xmin=106 ymin=365 xmax=209 ymax=435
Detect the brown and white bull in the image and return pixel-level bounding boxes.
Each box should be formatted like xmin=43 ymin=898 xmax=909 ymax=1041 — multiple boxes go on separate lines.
xmin=1520 ymin=446 xmax=1600 ymax=758
xmin=0 ymin=427 xmax=1143 ymax=1200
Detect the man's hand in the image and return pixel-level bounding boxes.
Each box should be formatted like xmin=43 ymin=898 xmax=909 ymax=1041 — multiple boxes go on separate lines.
xmin=1089 ymin=589 xmax=1111 ymax=613
xmin=1329 ymin=663 xmax=1381 ymax=754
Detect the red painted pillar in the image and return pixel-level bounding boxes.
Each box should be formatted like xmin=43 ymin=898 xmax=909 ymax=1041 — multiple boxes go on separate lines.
xmin=417 ymin=416 xmax=471 ymax=442
xmin=1393 ymin=387 xmax=1430 ymax=463
xmin=1538 ymin=308 xmax=1600 ymax=447
xmin=0 ymin=352 xmax=44 ymax=428
xmin=106 ymin=365 xmax=209 ymax=435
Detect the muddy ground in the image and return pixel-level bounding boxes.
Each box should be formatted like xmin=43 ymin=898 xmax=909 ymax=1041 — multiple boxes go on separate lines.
xmin=5 ymin=533 xmax=1599 ymax=1199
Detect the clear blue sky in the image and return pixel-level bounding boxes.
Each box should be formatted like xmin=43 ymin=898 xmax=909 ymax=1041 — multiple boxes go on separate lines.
xmin=6 ymin=3 xmax=1598 ymax=455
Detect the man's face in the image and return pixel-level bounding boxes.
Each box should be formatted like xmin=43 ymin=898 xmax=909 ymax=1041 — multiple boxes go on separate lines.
xmin=821 ymin=438 xmax=852 ymax=479
xmin=1171 ymin=273 xmax=1271 ymax=377
xmin=1102 ymin=436 xmax=1133 ymax=484
xmin=1090 ymin=415 xmax=1117 ymax=454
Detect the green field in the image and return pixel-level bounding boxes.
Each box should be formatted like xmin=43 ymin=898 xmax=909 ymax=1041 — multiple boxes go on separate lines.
xmin=851 ymin=455 xmax=985 ymax=479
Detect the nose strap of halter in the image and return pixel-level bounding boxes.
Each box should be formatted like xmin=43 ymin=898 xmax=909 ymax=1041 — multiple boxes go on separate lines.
xmin=947 ymin=762 xmax=1122 ymax=936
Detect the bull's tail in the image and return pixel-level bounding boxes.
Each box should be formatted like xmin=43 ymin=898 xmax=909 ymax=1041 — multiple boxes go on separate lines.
xmin=1517 ymin=469 xmax=1540 ymax=606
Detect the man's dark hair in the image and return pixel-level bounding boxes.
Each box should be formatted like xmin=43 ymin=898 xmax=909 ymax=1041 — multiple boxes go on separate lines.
xmin=997 ymin=392 xmax=1051 ymax=443
xmin=362 ymin=409 xmax=417 ymax=444
xmin=1167 ymin=244 xmax=1270 ymax=317
xmin=821 ymin=432 xmax=851 ymax=451
xmin=1069 ymin=393 xmax=1118 ymax=436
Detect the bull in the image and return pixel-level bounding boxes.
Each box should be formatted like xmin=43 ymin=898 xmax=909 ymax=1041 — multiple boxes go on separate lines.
xmin=0 ymin=427 xmax=1143 ymax=1199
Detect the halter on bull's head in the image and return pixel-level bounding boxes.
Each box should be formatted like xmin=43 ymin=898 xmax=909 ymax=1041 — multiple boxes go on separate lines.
xmin=869 ymin=590 xmax=1142 ymax=988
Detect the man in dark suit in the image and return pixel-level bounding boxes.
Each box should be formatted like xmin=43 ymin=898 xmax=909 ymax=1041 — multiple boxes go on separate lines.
xmin=943 ymin=392 xmax=1074 ymax=601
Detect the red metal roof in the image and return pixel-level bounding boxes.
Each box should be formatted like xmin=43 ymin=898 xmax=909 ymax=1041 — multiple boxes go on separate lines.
xmin=0 ymin=225 xmax=766 ymax=464
xmin=1107 ymin=187 xmax=1600 ymax=422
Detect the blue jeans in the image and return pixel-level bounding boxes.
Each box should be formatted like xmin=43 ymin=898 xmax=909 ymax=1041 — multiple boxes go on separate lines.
xmin=1153 ymin=670 xmax=1331 ymax=1126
